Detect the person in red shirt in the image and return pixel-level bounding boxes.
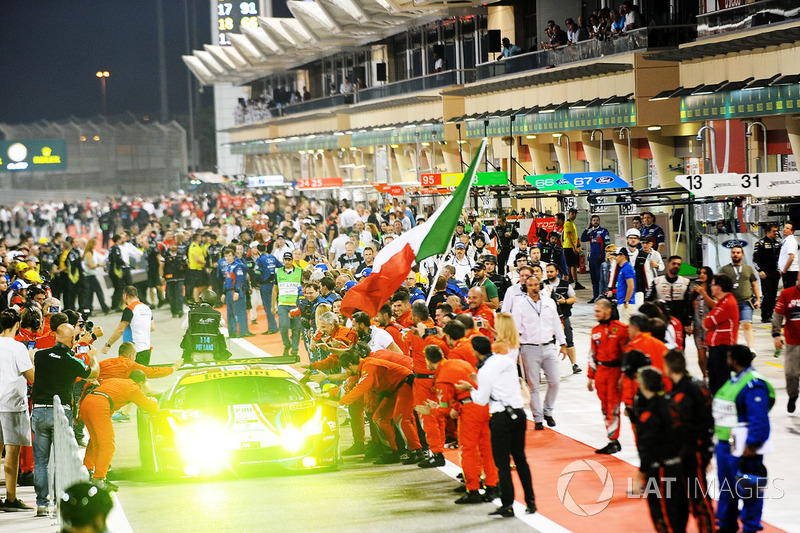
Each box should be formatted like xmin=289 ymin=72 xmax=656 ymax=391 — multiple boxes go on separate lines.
xmin=376 ymin=304 xmax=407 ymax=353
xmin=588 ymin=298 xmax=629 ymax=454
xmin=772 ymin=275 xmax=800 ymax=412
xmin=622 ymin=314 xmax=669 ymax=424
xmin=417 ymin=344 xmax=499 ymax=504
xmin=703 ymin=273 xmax=739 ymax=394
xmin=81 ymin=371 xmax=159 ymax=489
xmin=467 ymin=287 xmax=495 ymax=340
xmin=442 ymin=320 xmax=479 ymax=368
xmin=392 ymin=289 xmax=414 ymax=328
xmin=404 ymin=302 xmax=449 ymax=467
xmin=338 ymin=350 xmax=420 ymax=465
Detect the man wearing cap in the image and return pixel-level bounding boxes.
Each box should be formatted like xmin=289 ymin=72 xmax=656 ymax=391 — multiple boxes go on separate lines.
xmin=448 ymin=242 xmax=473 ymax=284
xmin=450 ymin=220 xmax=468 ymax=249
xmin=253 ymin=243 xmax=281 ymax=335
xmin=469 ymin=262 xmax=499 ymax=310
xmin=272 ymin=233 xmax=295 ymax=260
xmin=581 ymin=214 xmax=611 ymax=303
xmin=205 ymin=232 xmax=223 ymax=303
xmin=273 ymin=251 xmax=302 ymax=359
xmin=640 ymin=212 xmax=666 ymax=255
xmin=612 ymin=248 xmax=636 ymax=324
xmin=563 ymin=208 xmax=585 ymax=290
xmin=482 ymin=255 xmax=507 ymax=301
xmin=337 ymin=241 xmax=363 ymax=272
xmin=624 ymin=228 xmax=651 ymax=312
xmin=540 ymin=232 xmax=564 ymax=274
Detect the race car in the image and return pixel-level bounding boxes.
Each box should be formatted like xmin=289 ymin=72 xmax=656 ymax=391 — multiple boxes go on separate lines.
xmin=138 ymin=364 xmax=339 ymax=477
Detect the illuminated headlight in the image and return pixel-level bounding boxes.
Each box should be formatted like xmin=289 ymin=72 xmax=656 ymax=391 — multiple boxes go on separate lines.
xmin=300 ymin=407 xmax=324 ymax=436
xmin=281 ymin=428 xmax=306 ymax=453
xmin=174 ymin=419 xmax=231 ymax=474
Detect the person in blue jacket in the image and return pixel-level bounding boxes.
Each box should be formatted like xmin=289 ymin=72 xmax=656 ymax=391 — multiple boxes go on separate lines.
xmin=252 ymin=243 xmax=282 ymax=335
xmin=712 ymin=344 xmax=774 ymax=533
xmin=218 ymin=247 xmax=251 ymax=338
xmin=581 ymin=214 xmax=611 ymax=303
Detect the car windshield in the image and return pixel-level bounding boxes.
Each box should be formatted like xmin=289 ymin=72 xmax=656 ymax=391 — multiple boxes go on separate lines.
xmin=170 ymin=376 xmax=310 ymax=410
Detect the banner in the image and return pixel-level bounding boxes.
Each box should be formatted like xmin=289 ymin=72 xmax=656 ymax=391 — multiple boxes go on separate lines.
xmin=525 ymin=171 xmax=629 ymax=191
xmin=675 ymin=171 xmax=800 ymax=198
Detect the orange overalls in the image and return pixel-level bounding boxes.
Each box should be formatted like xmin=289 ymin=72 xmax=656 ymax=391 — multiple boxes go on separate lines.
xmin=396 ymin=309 xmax=414 ymax=329
xmin=340 ymin=358 xmax=420 ymax=451
xmin=622 ymin=333 xmax=671 ymax=406
xmin=81 ymin=378 xmax=158 ymax=479
xmin=432 ymin=359 xmax=498 ymax=491
xmin=404 ymin=322 xmax=449 ymax=454
xmin=447 ymin=338 xmax=479 ymax=369
xmin=96 ymin=356 xmax=175 ymax=381
xmin=311 ymin=325 xmax=359 ymax=441
xmin=381 ymin=321 xmax=407 ymax=353
xmin=588 ymin=320 xmax=629 ymax=441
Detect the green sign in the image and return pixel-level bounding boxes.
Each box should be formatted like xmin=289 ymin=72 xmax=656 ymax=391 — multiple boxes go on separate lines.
xmin=475 ymin=171 xmax=508 ymax=186
xmin=465 ymin=102 xmax=636 ymax=139
xmin=681 ymin=84 xmax=800 ymax=122
xmin=525 ymin=174 xmax=574 ymax=191
xmin=0 ymin=140 xmax=67 ymax=172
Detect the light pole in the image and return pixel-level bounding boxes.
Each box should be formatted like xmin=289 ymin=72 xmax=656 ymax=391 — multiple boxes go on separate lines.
xmin=95 ymin=71 xmax=110 ymax=115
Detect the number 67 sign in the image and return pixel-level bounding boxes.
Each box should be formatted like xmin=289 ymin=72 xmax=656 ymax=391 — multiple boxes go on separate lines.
xmin=675 ymin=172 xmax=800 ymax=198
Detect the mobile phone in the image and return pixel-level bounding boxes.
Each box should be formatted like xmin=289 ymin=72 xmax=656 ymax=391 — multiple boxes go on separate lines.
xmin=48 ymin=306 xmax=60 ymax=313
xmin=75 ymin=345 xmax=90 ymax=355
xmin=27 ymin=341 xmax=36 ymax=350
xmin=424 ymin=327 xmax=438 ymax=337
xmin=474 ymin=318 xmax=485 ymax=328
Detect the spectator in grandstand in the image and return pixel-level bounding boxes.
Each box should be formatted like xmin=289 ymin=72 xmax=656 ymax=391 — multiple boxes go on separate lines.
xmin=499 ymin=37 xmax=522 ymax=59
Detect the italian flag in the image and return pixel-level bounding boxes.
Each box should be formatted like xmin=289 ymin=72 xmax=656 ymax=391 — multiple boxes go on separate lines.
xmin=341 ymin=140 xmax=487 ymax=317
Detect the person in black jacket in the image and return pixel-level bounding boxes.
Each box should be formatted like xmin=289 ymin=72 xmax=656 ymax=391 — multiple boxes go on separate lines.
xmin=664 ymin=350 xmax=715 ymax=533
xmin=753 ymin=223 xmax=781 ymax=323
xmin=634 ymin=367 xmax=688 ymax=533
xmin=107 ymin=235 xmax=126 ymax=312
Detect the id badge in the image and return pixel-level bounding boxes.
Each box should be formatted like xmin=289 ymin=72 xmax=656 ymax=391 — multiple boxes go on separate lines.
xmin=733 ymin=282 xmax=739 ymax=290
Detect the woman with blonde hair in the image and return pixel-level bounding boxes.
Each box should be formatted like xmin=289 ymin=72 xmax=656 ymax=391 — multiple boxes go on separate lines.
xmin=492 ymin=312 xmax=520 ymax=362
xmin=81 ymin=238 xmax=110 ymax=314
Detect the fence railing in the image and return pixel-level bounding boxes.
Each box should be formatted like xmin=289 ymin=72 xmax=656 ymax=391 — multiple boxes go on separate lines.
xmin=52 ymin=396 xmax=90 ymax=521
xmin=697 ymin=0 xmax=800 ymax=38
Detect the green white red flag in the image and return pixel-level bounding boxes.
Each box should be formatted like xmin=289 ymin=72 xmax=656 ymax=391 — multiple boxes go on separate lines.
xmin=341 ymin=140 xmax=487 ymax=317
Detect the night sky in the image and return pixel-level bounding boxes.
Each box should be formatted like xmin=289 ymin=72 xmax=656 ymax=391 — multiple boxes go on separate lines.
xmin=0 ymin=0 xmax=291 ymax=126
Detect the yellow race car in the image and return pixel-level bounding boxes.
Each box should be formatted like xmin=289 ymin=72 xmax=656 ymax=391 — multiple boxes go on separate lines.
xmin=138 ymin=364 xmax=339 ymax=477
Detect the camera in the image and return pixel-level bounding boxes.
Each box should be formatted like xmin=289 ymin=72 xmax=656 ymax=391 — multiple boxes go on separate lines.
xmin=423 ymin=327 xmax=438 ymax=337
xmin=474 ymin=317 xmax=485 ymax=328
xmin=75 ymin=345 xmax=90 ymax=355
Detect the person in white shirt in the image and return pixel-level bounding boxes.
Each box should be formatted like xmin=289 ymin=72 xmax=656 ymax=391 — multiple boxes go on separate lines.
xmin=351 ymin=312 xmax=402 ymax=353
xmin=0 ymin=309 xmax=35 ymax=511
xmin=338 ymin=201 xmax=360 ymax=230
xmin=501 ymin=265 xmax=532 ymax=315
xmin=448 ymin=243 xmax=473 ymax=283
xmin=455 ymin=336 xmax=536 ymax=517
xmin=512 ymin=276 xmax=567 ymax=430
xmin=339 ymin=77 xmax=354 ymax=95
xmin=505 ymin=236 xmax=530 ymax=273
xmin=328 ymin=229 xmax=350 ymax=263
xmin=779 ymin=222 xmax=799 ymax=288
xmin=640 ymin=236 xmax=664 ymax=285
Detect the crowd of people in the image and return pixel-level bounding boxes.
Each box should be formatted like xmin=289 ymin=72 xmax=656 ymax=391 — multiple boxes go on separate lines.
xmin=0 ymin=186 xmax=791 ymax=531
xmin=540 ymin=2 xmax=645 ymax=50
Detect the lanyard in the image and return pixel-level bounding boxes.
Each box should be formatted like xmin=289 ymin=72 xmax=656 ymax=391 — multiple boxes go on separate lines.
xmin=526 ymin=297 xmax=542 ymax=317
xmin=732 ymin=265 xmax=742 ymax=282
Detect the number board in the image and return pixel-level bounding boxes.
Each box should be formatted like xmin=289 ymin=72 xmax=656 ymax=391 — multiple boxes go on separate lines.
xmin=297 ymin=177 xmax=344 ymax=189
xmin=216 ymin=1 xmax=259 ymax=46
xmin=675 ymin=172 xmax=800 ymax=198
xmin=419 ymin=172 xmax=508 ymax=187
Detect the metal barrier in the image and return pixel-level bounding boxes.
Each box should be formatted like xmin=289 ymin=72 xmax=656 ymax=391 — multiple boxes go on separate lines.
xmin=698 ymin=0 xmax=800 ymax=37
xmin=52 ymin=396 xmax=90 ymax=520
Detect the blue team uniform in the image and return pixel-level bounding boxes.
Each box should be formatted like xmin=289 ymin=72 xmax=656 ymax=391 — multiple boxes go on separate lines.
xmin=581 ymin=226 xmax=611 ymax=299
xmin=219 ymin=257 xmax=249 ymax=337
xmin=254 ymin=253 xmax=282 ymax=332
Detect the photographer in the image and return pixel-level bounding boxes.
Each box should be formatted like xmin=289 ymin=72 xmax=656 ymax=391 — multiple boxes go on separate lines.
xmin=492 ymin=215 xmax=519 ymax=276
xmin=545 ymin=263 xmax=581 ymax=374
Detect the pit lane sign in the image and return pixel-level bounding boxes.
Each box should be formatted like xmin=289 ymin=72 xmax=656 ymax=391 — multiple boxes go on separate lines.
xmin=297 ymin=177 xmax=343 ymax=189
xmin=420 ymin=171 xmax=507 ymax=187
xmin=675 ymin=172 xmax=800 ymax=198
xmin=524 ymin=171 xmax=629 ymax=191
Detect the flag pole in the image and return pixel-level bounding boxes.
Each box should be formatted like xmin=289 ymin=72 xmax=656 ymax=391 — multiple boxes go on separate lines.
xmin=424 ymin=138 xmax=487 ymax=305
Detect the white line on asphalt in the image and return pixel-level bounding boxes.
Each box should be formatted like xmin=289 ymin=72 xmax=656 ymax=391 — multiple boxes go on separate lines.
xmin=438 ymin=458 xmax=572 ymax=532
xmin=107 ymin=494 xmax=133 ymax=533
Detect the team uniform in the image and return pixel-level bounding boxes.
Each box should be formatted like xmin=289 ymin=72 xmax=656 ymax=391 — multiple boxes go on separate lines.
xmin=589 ymin=320 xmax=628 ymax=441
xmin=581 ymin=225 xmax=611 ymax=300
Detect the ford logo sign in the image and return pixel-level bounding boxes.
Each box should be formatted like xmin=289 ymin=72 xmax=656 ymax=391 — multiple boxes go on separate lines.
xmin=721 ymin=239 xmax=748 ymax=249
xmin=595 ymin=176 xmax=614 ymax=184
xmin=556 ymin=178 xmax=569 ymax=185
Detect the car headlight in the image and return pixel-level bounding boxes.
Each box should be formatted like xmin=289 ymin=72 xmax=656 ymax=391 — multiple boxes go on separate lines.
xmin=173 ymin=418 xmax=231 ymax=474
xmin=300 ymin=407 xmax=323 ymax=436
xmin=280 ymin=428 xmax=306 ymax=453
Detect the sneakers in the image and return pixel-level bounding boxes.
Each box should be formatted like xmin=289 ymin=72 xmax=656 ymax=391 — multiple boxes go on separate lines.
xmin=36 ymin=506 xmax=49 ymax=517
xmin=572 ymin=364 xmax=582 ymax=374
xmin=342 ymin=443 xmax=366 ymax=456
xmin=574 ymin=283 xmax=587 ymax=290
xmin=526 ymin=499 xmax=537 ymax=514
xmin=418 ymin=452 xmax=445 ymax=468
xmin=401 ymin=449 xmax=425 ymax=465
xmin=544 ymin=415 xmax=556 ymax=427
xmin=97 ymin=478 xmax=119 ymax=492
xmin=3 ymin=498 xmax=33 ymax=512
xmin=789 ymin=395 xmax=798 ymax=413
xmin=534 ymin=422 xmax=544 ymax=430
xmin=111 ymin=413 xmax=130 ymax=422
xmin=595 ymin=439 xmax=621 ymax=455
xmin=454 ymin=491 xmax=483 ymax=504
xmin=488 ymin=505 xmax=514 ymax=518
xmin=587 ymin=297 xmax=597 ymax=304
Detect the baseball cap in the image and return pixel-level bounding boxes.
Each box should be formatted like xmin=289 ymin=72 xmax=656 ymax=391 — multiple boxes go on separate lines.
xmin=456 ymin=220 xmax=465 ymax=227
xmin=482 ymin=254 xmax=497 ymax=263
xmin=612 ymin=248 xmax=629 ymax=257
xmin=283 ymin=252 xmax=294 ymax=260
xmin=640 ymin=236 xmax=654 ymax=243
xmin=250 ymin=241 xmax=259 ymax=248
xmin=454 ymin=242 xmax=466 ymax=249
xmin=626 ymin=228 xmax=641 ymax=238
xmin=472 ymin=262 xmax=486 ymax=271
xmin=568 ymin=208 xmax=578 ymax=214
